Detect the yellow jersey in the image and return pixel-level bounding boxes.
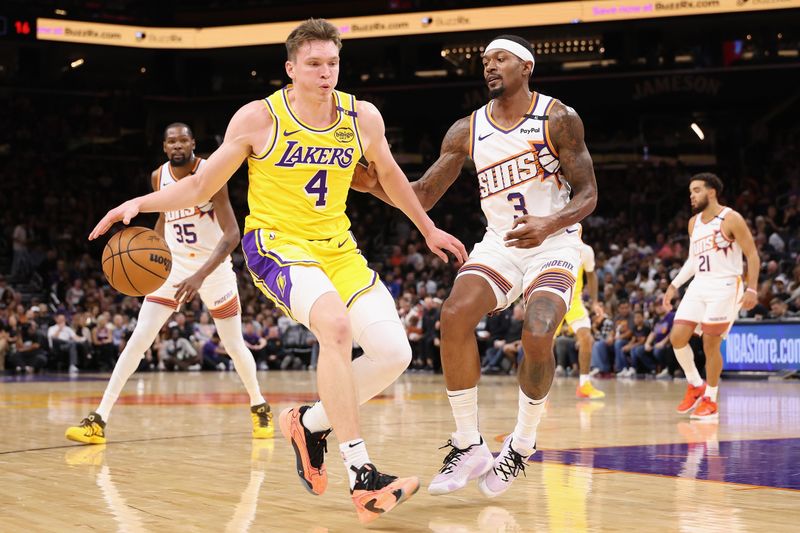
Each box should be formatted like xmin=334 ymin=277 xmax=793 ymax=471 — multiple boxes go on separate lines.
xmin=244 ymin=85 xmax=363 ymax=240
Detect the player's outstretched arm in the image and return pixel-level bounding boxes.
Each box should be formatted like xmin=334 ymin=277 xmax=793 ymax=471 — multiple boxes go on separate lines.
xmin=357 ymin=100 xmax=468 ymax=264
xmin=726 ymin=211 xmax=760 ymax=310
xmin=504 ymin=103 xmax=598 ymax=248
xmin=355 ymin=116 xmax=470 ymax=210
xmin=89 ymin=101 xmax=270 ymax=240
xmin=173 ymin=184 xmax=241 ymax=303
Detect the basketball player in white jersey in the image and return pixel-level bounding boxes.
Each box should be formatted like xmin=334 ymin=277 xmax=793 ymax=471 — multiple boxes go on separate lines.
xmin=364 ymin=34 xmax=597 ymax=496
xmin=66 ymin=123 xmax=273 ymax=444
xmin=662 ymin=173 xmax=759 ymax=421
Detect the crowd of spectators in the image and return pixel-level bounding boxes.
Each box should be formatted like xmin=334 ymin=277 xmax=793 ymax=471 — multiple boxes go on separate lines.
xmin=2 ymin=91 xmax=799 ymax=378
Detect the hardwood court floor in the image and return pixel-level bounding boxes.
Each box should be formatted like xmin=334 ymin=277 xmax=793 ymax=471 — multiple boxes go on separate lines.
xmin=1 ymin=370 xmax=799 ymax=532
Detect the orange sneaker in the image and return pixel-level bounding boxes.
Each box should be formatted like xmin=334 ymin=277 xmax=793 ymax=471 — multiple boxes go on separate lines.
xmin=691 ymin=397 xmax=719 ymax=421
xmin=576 ymin=381 xmax=606 ymax=400
xmin=350 ymin=464 xmax=419 ymax=524
xmin=279 ymin=406 xmax=329 ymax=495
xmin=676 ymin=382 xmax=706 ymax=414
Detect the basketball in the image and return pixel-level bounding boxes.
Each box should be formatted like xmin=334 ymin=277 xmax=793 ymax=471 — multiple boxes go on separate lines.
xmin=102 ymin=227 xmax=172 ymax=296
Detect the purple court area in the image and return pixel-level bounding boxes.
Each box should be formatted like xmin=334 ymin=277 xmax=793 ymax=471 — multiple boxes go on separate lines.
xmin=530 ymin=438 xmax=800 ymax=491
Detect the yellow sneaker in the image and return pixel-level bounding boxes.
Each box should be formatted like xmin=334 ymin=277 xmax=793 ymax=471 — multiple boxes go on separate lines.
xmin=65 ymin=412 xmax=107 ymax=444
xmin=576 ymin=381 xmax=606 ymax=400
xmin=251 ymin=403 xmax=274 ymax=439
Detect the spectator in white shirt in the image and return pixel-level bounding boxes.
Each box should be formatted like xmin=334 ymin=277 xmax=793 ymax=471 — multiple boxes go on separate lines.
xmin=47 ymin=313 xmax=85 ymax=373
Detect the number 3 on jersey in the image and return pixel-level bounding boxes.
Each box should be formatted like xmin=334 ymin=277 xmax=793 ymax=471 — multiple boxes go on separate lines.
xmin=305 ymin=170 xmax=329 ymax=207
xmin=507 ymin=192 xmax=528 ymax=219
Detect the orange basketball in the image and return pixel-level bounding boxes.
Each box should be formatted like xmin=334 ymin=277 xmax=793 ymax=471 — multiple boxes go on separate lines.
xmin=102 ymin=227 xmax=172 ymax=296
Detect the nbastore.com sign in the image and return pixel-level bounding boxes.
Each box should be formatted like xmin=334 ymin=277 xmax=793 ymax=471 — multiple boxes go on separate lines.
xmin=723 ymin=322 xmax=800 ymax=371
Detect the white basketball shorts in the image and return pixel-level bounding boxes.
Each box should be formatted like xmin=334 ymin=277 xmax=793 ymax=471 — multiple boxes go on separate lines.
xmin=456 ymin=228 xmax=582 ymax=311
xmin=674 ymin=276 xmax=743 ymax=336
xmin=145 ymin=258 xmax=240 ymax=319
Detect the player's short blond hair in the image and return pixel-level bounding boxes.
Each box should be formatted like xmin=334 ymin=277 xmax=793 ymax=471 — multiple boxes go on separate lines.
xmin=286 ymin=18 xmax=342 ymax=61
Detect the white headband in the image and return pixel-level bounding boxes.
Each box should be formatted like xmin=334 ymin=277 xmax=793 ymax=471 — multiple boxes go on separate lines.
xmin=484 ymin=38 xmax=535 ymax=70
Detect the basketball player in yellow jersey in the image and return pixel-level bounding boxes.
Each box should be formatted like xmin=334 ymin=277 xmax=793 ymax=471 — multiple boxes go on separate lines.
xmin=562 ymin=237 xmax=605 ymax=400
xmin=90 ymin=18 xmax=466 ymax=524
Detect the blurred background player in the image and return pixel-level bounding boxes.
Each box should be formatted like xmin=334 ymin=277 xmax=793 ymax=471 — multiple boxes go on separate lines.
xmin=663 ymin=173 xmax=759 ymax=421
xmin=66 ymin=123 xmax=272 ymax=444
xmin=88 ymin=20 xmax=466 ymax=524
xmin=563 ymin=237 xmax=604 ymax=400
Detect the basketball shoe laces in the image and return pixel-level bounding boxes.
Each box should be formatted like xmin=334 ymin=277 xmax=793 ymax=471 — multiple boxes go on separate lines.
xmin=256 ymin=408 xmax=272 ymax=428
xmin=437 ymin=440 xmax=473 ymax=474
xmin=351 ymin=464 xmax=398 ymax=491
xmin=307 ymin=429 xmax=331 ymax=469
xmin=493 ymin=446 xmax=527 ymax=482
xmin=79 ymin=414 xmax=103 ymax=436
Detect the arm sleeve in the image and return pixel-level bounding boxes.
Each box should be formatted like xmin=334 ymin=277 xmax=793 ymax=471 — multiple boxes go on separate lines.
xmin=670 ymin=256 xmax=695 ymax=289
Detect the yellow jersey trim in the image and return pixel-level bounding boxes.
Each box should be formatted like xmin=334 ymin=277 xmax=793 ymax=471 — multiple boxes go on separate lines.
xmin=250 ymin=99 xmax=279 ymax=161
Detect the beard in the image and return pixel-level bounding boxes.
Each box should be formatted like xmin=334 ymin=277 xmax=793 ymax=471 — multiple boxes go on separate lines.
xmin=691 ymin=197 xmax=708 ymax=214
xmin=169 ymin=154 xmax=189 ymax=166
xmin=488 ymin=84 xmax=505 ymax=99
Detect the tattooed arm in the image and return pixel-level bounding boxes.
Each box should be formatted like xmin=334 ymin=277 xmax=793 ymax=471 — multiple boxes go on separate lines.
xmin=504 ymin=102 xmax=598 ymax=248
xmin=360 ymin=116 xmax=471 ymax=211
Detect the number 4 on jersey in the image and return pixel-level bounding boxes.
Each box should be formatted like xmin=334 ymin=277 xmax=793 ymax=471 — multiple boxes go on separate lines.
xmin=305 ymin=170 xmax=329 ymax=207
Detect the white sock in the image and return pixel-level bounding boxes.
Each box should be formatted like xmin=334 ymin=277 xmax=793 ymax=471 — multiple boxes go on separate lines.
xmin=447 ymin=387 xmax=481 ymax=448
xmin=298 ymin=315 xmax=412 ymax=433
xmin=96 ymin=301 xmax=173 ymax=420
xmin=706 ymin=385 xmax=719 ymax=402
xmin=214 ymin=315 xmax=266 ymax=406
xmin=340 ymin=439 xmax=370 ymax=489
xmin=674 ymin=345 xmax=703 ymax=387
xmin=301 ymin=401 xmax=329 ymax=433
xmin=579 ymin=374 xmax=590 ymax=386
xmin=512 ymin=389 xmax=545 ymax=454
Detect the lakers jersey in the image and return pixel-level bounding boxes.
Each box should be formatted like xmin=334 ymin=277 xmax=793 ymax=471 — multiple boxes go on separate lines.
xmin=245 ymin=85 xmax=363 ymax=240
xmin=690 ymin=207 xmax=743 ymax=280
xmin=471 ymin=92 xmax=573 ymax=235
xmin=158 ymin=158 xmax=229 ymax=267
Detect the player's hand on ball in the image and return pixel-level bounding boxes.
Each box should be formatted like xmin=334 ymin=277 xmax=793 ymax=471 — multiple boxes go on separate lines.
xmin=504 ymin=215 xmax=554 ymax=248
xmin=741 ymin=289 xmax=758 ymax=311
xmin=174 ymin=272 xmax=205 ymax=303
xmin=425 ymin=228 xmax=468 ymax=265
xmin=89 ymin=199 xmax=141 ymax=240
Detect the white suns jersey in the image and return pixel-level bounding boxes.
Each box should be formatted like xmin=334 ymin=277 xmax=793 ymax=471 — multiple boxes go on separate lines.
xmin=471 ymin=92 xmax=573 ymax=236
xmin=158 ymin=159 xmax=229 ymax=266
xmin=690 ymin=207 xmax=743 ymax=280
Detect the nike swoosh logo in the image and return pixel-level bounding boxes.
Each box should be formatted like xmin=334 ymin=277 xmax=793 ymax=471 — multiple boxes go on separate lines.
xmin=478 ymin=132 xmax=494 ymax=141
xmin=283 ymin=129 xmax=301 ymax=136
xmin=364 ymin=498 xmax=387 ymax=514
xmin=565 ymin=228 xmax=578 ymax=234
xmin=337 ymin=239 xmax=348 ymax=248
xmin=348 ymin=440 xmax=364 ymax=448
xmin=447 ymin=392 xmax=466 ymax=397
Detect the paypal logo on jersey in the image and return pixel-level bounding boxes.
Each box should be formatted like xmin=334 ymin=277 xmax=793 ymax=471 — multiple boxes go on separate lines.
xmin=275 ymin=140 xmax=354 ymax=168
